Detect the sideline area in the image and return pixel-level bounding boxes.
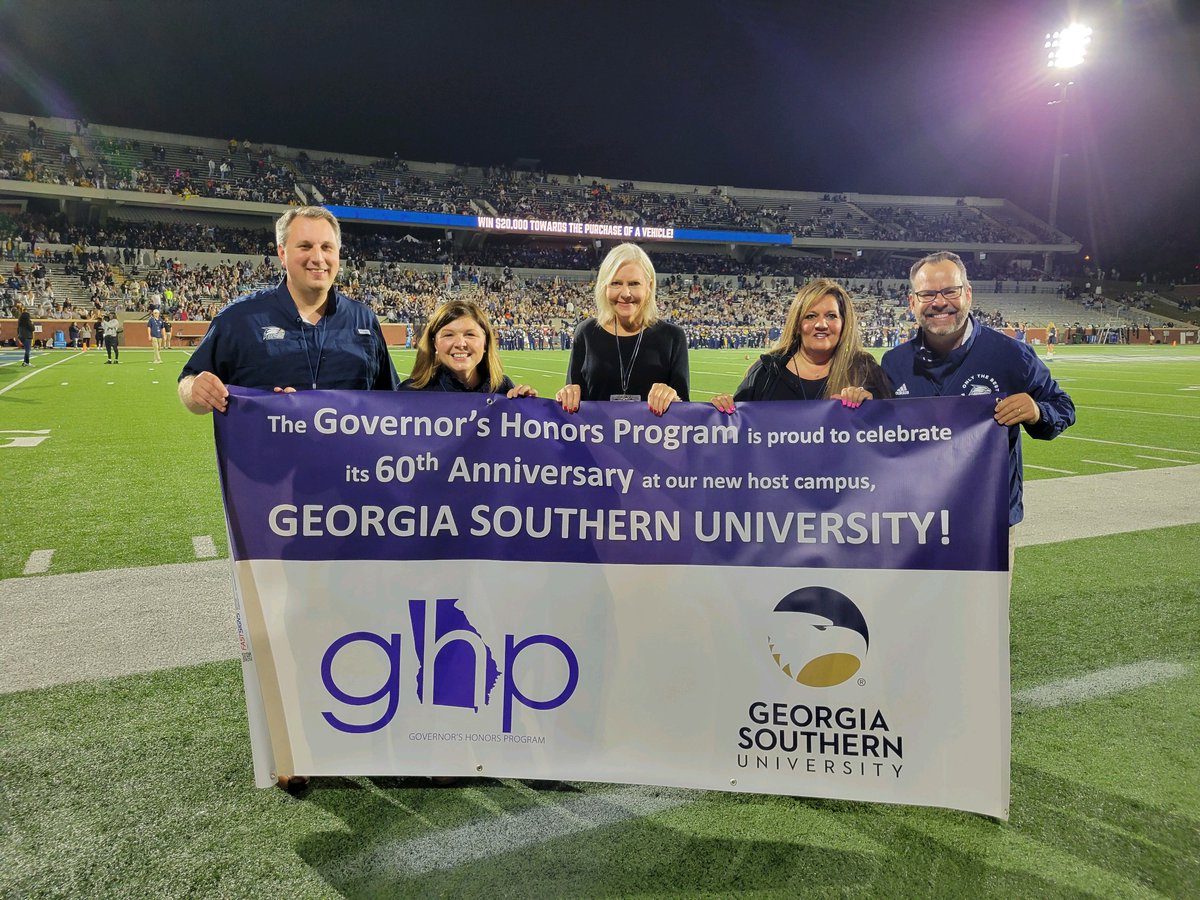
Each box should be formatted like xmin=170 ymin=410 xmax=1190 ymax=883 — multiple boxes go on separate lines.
xmin=3 ymin=465 xmax=1198 ymax=695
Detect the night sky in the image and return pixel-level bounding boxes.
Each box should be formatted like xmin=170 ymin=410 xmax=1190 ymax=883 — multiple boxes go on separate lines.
xmin=1 ymin=0 xmax=1197 ymax=272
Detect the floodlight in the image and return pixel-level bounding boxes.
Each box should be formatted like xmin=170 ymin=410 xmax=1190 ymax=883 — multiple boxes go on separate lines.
xmin=1047 ymin=24 xmax=1092 ymax=69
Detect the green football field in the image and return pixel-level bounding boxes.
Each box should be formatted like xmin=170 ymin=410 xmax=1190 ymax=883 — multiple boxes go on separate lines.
xmin=1 ymin=344 xmax=1198 ymax=897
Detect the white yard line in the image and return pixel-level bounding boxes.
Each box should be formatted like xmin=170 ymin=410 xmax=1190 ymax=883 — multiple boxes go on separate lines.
xmin=22 ymin=550 xmax=54 ymax=575
xmin=1072 ymin=387 xmax=1200 ymax=399
xmin=499 ymin=364 xmax=574 ymax=378
xmin=0 ymin=352 xmax=83 ymax=395
xmin=1025 ymin=464 xmax=1076 ymax=474
xmin=1080 ymin=459 xmax=1138 ymax=470
xmin=192 ymin=535 xmax=218 ymax=558
xmin=1075 ymin=406 xmax=1200 ymax=419
xmin=1135 ymin=455 xmax=1192 ymax=464
xmin=332 ymin=784 xmax=698 ymax=878
xmin=1059 ymin=434 xmax=1200 ymax=456
xmin=1013 ymin=661 xmax=1190 ymax=708
xmin=344 ymin=656 xmax=1191 ymax=877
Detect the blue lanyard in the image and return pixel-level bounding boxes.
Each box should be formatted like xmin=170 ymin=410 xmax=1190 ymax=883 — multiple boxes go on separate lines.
xmin=301 ymin=316 xmax=328 ymax=389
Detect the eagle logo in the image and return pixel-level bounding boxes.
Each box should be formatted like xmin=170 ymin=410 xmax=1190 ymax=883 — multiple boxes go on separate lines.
xmin=768 ymin=587 xmax=869 ymax=688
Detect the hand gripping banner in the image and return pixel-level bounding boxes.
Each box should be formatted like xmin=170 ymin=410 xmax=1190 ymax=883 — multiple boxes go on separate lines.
xmin=215 ymin=388 xmax=1011 ymax=818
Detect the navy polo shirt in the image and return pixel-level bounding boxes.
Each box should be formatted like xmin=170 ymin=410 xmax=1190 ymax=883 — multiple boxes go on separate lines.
xmin=179 ymin=280 xmax=398 ymax=391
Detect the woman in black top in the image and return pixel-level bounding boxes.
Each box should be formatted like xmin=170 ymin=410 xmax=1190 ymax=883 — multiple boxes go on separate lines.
xmin=556 ymin=243 xmax=688 ymax=416
xmin=712 ymin=278 xmax=891 ymax=412
xmin=399 ymin=299 xmax=537 ymax=397
xmin=16 ymin=304 xmax=34 ymax=366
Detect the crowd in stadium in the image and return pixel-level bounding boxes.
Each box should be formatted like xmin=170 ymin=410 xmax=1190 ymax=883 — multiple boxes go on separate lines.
xmin=0 ymin=115 xmax=1072 ymax=246
xmin=2 ymin=113 xmax=1195 ymax=346
xmin=0 ymin=200 xmax=1166 ymax=346
xmin=2 ymin=210 xmax=1073 ymax=281
xmin=3 ymin=234 xmax=1024 ymax=352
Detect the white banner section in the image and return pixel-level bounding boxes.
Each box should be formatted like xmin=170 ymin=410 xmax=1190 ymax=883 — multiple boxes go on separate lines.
xmin=236 ymin=557 xmax=1009 ymax=817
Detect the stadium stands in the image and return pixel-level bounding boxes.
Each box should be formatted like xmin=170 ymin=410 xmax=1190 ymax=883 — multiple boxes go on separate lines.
xmin=3 ymin=110 xmax=1194 ymax=347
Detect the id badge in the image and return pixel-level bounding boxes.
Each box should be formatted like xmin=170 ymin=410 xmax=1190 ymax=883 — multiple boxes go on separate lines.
xmin=610 ymin=394 xmax=640 ymax=402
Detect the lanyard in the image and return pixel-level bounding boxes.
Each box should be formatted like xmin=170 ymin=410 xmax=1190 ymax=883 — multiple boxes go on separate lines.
xmin=615 ymin=324 xmax=645 ymax=395
xmin=301 ymin=315 xmax=328 ymax=389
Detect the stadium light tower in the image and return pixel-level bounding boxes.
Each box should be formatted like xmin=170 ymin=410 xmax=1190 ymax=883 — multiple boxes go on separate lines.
xmin=1044 ymin=25 xmax=1092 ymax=234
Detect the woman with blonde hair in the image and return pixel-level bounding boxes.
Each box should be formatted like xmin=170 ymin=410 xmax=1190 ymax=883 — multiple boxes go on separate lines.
xmin=712 ymin=278 xmax=890 ymax=411
xmin=556 ymin=243 xmax=688 ymax=416
xmin=400 ymin=298 xmax=536 ymax=397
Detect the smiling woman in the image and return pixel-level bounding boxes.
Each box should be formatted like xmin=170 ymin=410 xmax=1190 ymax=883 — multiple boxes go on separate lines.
xmin=399 ymin=299 xmax=537 ymax=398
xmin=555 ymin=243 xmax=690 ymax=416
xmin=712 ymin=278 xmax=892 ymax=412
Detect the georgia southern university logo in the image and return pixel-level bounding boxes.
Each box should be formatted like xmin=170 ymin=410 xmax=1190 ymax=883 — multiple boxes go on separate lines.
xmin=742 ymin=587 xmax=902 ymax=780
xmin=767 ymin=586 xmax=869 ymax=687
xmin=320 ymin=597 xmax=579 ymax=735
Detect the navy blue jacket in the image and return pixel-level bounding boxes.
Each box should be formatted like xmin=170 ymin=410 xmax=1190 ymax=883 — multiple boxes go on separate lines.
xmin=398 ymin=368 xmax=515 ymax=394
xmin=179 ymin=279 xmax=397 ymax=392
xmin=881 ymin=317 xmax=1075 ymax=525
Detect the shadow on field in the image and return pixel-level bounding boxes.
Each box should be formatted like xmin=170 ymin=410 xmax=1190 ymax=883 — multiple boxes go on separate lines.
xmin=1010 ymin=763 xmax=1200 ymax=896
xmin=287 ymin=780 xmax=1139 ymax=897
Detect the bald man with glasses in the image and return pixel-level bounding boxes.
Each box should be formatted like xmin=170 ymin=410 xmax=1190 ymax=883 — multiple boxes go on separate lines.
xmin=882 ymin=251 xmax=1075 ymax=562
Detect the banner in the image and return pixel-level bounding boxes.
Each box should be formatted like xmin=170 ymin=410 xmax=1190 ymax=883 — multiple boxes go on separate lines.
xmin=215 ymin=389 xmax=1011 ymax=818
xmin=325 ymin=204 xmax=794 ymax=246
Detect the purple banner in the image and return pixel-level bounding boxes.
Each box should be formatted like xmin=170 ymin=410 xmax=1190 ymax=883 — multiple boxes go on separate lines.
xmin=214 ymin=389 xmax=1008 ymax=572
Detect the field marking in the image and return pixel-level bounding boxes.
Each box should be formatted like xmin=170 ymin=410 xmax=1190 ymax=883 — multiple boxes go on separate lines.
xmin=1060 ymin=434 xmax=1200 ymax=456
xmin=192 ymin=535 xmax=218 ymax=558
xmin=1025 ymin=464 xmax=1076 ymax=474
xmin=1135 ymin=454 xmax=1192 ymax=464
xmin=0 ymin=352 xmax=83 ymax=395
xmin=343 ymin=658 xmax=1192 ymax=878
xmin=1072 ymin=387 xmax=1200 ymax=399
xmin=1060 ymin=374 xmax=1199 ymax=385
xmin=690 ymin=367 xmax=760 ymax=377
xmin=1076 ymin=405 xmax=1200 ymax=420
xmin=497 ymin=364 xmax=572 ymax=378
xmin=334 ymin=784 xmax=698 ymax=878
xmin=1061 ymin=354 xmax=1200 ymax=364
xmin=1014 ymin=661 xmax=1190 ymax=708
xmin=1080 ymin=459 xmax=1138 ymax=470
xmin=22 ymin=550 xmax=54 ymax=575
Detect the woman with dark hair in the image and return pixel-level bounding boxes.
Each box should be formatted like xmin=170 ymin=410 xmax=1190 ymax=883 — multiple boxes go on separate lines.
xmin=16 ymin=303 xmax=34 ymax=366
xmin=712 ymin=278 xmax=890 ymax=411
xmin=555 ymin=242 xmax=688 ymax=416
xmin=399 ymin=299 xmax=536 ymax=397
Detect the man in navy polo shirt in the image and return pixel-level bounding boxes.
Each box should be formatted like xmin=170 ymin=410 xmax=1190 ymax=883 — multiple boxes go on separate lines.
xmin=882 ymin=251 xmax=1074 ymax=561
xmin=178 ymin=206 xmax=397 ymax=414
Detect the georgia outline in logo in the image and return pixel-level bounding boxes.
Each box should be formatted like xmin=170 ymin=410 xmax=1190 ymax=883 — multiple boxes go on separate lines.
xmin=767 ymin=586 xmax=869 ymax=687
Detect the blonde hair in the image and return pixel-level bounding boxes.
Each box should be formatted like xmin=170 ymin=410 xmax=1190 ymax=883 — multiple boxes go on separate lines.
xmin=408 ymin=299 xmax=506 ymax=392
xmin=593 ymin=243 xmax=659 ymax=328
xmin=769 ymin=278 xmax=867 ymax=399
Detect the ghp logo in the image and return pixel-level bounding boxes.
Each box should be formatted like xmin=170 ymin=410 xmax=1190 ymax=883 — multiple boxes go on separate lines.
xmin=767 ymin=587 xmax=869 ymax=687
xmin=321 ymin=598 xmax=579 ymax=734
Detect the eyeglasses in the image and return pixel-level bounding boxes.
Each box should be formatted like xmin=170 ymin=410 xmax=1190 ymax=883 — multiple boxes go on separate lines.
xmin=912 ymin=286 xmax=965 ymax=303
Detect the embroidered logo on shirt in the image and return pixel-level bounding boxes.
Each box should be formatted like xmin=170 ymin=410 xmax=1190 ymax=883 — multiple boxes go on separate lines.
xmin=262 ymin=326 xmax=286 ymax=341
xmin=357 ymin=328 xmax=372 ymax=335
xmin=894 ymin=384 xmax=909 ymax=396
xmin=961 ymin=374 xmax=1001 ymax=396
